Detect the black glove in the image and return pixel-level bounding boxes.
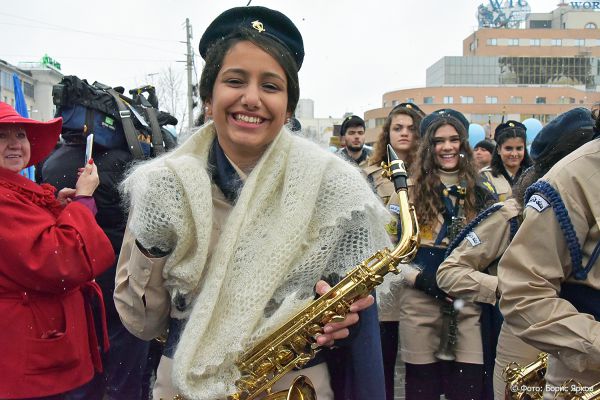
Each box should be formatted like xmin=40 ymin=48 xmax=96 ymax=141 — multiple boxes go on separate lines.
xmin=414 ymin=268 xmax=449 ymax=302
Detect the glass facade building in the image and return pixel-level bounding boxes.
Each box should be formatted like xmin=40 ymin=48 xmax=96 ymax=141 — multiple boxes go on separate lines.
xmin=427 ymin=56 xmax=599 ymax=88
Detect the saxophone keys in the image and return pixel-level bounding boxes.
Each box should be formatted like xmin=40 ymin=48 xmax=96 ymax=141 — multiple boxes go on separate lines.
xmin=321 ymin=310 xmax=345 ymax=324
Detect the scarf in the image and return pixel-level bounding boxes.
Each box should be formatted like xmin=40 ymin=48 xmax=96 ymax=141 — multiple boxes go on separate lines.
xmin=0 ymin=168 xmax=63 ymax=216
xmin=122 ymin=122 xmax=391 ymax=399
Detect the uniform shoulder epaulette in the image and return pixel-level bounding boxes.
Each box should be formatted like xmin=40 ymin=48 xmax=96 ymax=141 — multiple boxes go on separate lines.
xmin=525 ymin=180 xmax=588 ymax=280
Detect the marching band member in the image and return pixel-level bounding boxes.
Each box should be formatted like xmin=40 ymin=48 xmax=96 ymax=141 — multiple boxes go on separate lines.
xmin=114 ymin=6 xmax=390 ymax=400
xmin=498 ymin=107 xmax=600 ymax=399
xmin=481 ymin=121 xmax=532 ymax=201
xmin=363 ymin=102 xmax=425 ymax=400
xmin=384 ymin=109 xmax=496 ymax=400
xmin=437 ymin=107 xmax=596 ymax=399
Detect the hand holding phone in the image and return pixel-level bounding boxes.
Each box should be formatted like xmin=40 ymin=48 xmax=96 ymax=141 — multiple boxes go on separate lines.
xmin=85 ymin=134 xmax=94 ymax=165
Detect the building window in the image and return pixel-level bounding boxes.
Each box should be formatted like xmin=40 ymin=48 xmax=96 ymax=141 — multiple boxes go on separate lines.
xmin=585 ymin=22 xmax=597 ymax=29
xmin=530 ymin=39 xmax=540 ymax=46
xmin=536 ymin=97 xmax=546 ymax=104
xmin=508 ymin=39 xmax=519 ymax=46
xmin=23 ymin=82 xmax=34 ymax=98
xmin=510 ymin=96 xmax=522 ymax=104
xmin=391 ymin=100 xmax=399 ymax=107
xmin=406 ymin=97 xmax=415 ymax=104
xmin=551 ymin=39 xmax=562 ymax=46
xmin=461 ymin=96 xmax=474 ymax=104
xmin=575 ymin=39 xmax=585 ymax=46
xmin=487 ymin=38 xmax=497 ymax=46
xmin=375 ymin=118 xmax=386 ymax=127
xmin=443 ymin=96 xmax=454 ymax=104
xmin=423 ymin=96 xmax=434 ymax=104
xmin=485 ymin=96 xmax=498 ymax=104
xmin=469 ymin=41 xmax=476 ymax=52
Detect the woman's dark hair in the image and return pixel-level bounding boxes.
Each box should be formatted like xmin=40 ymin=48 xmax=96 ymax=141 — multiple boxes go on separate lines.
xmin=490 ymin=129 xmax=532 ymax=179
xmin=369 ymin=108 xmax=424 ymax=167
xmin=199 ymin=28 xmax=300 ymax=114
xmin=410 ymin=117 xmax=481 ymax=226
xmin=511 ymin=126 xmax=595 ymax=207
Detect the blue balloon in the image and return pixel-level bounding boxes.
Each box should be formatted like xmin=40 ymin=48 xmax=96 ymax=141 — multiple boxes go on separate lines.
xmin=468 ymin=123 xmax=485 ymax=147
xmin=522 ymin=118 xmax=543 ymax=144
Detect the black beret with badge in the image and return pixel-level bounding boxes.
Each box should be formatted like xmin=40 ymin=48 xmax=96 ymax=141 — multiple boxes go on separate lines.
xmin=530 ymin=107 xmax=594 ymax=161
xmin=339 ymin=115 xmax=365 ymax=136
xmin=493 ymin=120 xmax=526 ymax=143
xmin=391 ymin=102 xmax=425 ymax=117
xmin=198 ymin=6 xmax=305 ymax=71
xmin=419 ymin=108 xmax=470 ymax=137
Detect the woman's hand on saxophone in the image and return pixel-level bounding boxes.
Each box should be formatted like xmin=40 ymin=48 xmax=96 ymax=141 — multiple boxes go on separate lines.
xmin=313 ymin=280 xmax=375 ymax=347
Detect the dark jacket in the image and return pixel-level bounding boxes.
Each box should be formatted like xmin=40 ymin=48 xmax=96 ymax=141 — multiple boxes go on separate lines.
xmin=40 ymin=143 xmax=133 ymax=321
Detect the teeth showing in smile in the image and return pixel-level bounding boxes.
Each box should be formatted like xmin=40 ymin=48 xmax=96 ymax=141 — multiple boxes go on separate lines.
xmin=441 ymin=154 xmax=455 ymax=159
xmin=235 ymin=114 xmax=263 ymax=124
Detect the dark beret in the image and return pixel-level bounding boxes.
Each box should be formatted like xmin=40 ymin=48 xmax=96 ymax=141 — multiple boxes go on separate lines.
xmin=340 ymin=115 xmax=365 ymax=136
xmin=494 ymin=120 xmax=526 ymax=143
xmin=474 ymin=140 xmax=495 ymax=154
xmin=199 ymin=6 xmax=305 ymax=70
xmin=530 ymin=107 xmax=595 ymax=161
xmin=419 ymin=108 xmax=469 ymax=137
xmin=391 ymin=102 xmax=425 ymax=117
xmin=288 ymin=116 xmax=302 ymax=132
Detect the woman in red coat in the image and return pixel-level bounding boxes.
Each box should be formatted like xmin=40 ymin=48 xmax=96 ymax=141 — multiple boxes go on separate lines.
xmin=0 ymin=102 xmax=114 ymax=399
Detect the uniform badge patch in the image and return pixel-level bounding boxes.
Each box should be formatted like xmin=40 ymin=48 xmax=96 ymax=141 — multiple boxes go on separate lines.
xmin=389 ymin=204 xmax=400 ymax=215
xmin=465 ymin=231 xmax=481 ymax=247
xmin=526 ymin=194 xmax=550 ymax=212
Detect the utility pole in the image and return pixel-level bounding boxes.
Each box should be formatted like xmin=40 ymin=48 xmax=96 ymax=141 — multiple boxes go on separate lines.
xmin=185 ymin=18 xmax=194 ymax=131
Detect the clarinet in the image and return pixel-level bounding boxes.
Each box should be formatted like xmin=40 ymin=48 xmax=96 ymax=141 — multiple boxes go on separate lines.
xmin=434 ymin=187 xmax=466 ymax=362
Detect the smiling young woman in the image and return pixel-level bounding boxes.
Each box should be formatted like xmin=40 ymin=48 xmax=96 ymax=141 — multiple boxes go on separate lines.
xmin=114 ymin=6 xmax=390 ymax=400
xmin=383 ymin=109 xmax=496 ymax=400
xmin=481 ymin=120 xmax=532 ymax=201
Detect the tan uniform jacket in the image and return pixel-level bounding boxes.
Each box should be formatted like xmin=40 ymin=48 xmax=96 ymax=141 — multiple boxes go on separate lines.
xmin=481 ymin=167 xmax=512 ymax=202
xmin=115 ymin=179 xmax=335 ymax=399
xmin=385 ymin=172 xmax=484 ymax=364
xmin=362 ymin=164 xmax=395 ymax=206
xmin=437 ymin=198 xmax=540 ymax=398
xmin=437 ymin=198 xmax=522 ymax=305
xmin=498 ymin=139 xmax=600 ymax=392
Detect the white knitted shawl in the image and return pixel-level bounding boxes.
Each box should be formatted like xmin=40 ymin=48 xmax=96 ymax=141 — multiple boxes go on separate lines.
xmin=122 ymin=122 xmax=391 ymax=400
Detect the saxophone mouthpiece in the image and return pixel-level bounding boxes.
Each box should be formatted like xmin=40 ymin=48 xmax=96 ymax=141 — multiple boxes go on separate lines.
xmin=386 ymin=144 xmax=408 ymax=191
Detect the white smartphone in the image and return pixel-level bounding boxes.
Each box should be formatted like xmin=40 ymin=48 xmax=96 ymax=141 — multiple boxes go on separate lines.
xmin=85 ymin=134 xmax=94 ymax=164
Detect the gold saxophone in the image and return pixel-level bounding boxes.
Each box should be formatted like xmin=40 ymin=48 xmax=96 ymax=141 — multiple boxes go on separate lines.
xmin=219 ymin=145 xmax=419 ymax=400
xmin=555 ymin=379 xmax=600 ymax=400
xmin=503 ymin=352 xmax=548 ymax=400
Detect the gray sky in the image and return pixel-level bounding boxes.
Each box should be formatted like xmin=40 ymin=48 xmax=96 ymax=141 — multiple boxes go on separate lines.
xmin=1 ymin=0 xmax=553 ymax=118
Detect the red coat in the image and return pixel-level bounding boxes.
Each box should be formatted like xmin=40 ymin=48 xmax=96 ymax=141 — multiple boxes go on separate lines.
xmin=0 ymin=169 xmax=114 ymax=398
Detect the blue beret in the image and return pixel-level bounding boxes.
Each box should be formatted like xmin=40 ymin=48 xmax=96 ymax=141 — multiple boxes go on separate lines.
xmin=199 ymin=6 xmax=305 ymax=70
xmin=494 ymin=120 xmax=526 ymax=143
xmin=530 ymin=107 xmax=594 ymax=161
xmin=419 ymin=109 xmax=469 ymax=137
xmin=340 ymin=115 xmax=365 ymax=136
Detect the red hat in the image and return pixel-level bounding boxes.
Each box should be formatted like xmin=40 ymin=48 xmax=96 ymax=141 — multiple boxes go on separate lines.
xmin=0 ymin=102 xmax=62 ymax=167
